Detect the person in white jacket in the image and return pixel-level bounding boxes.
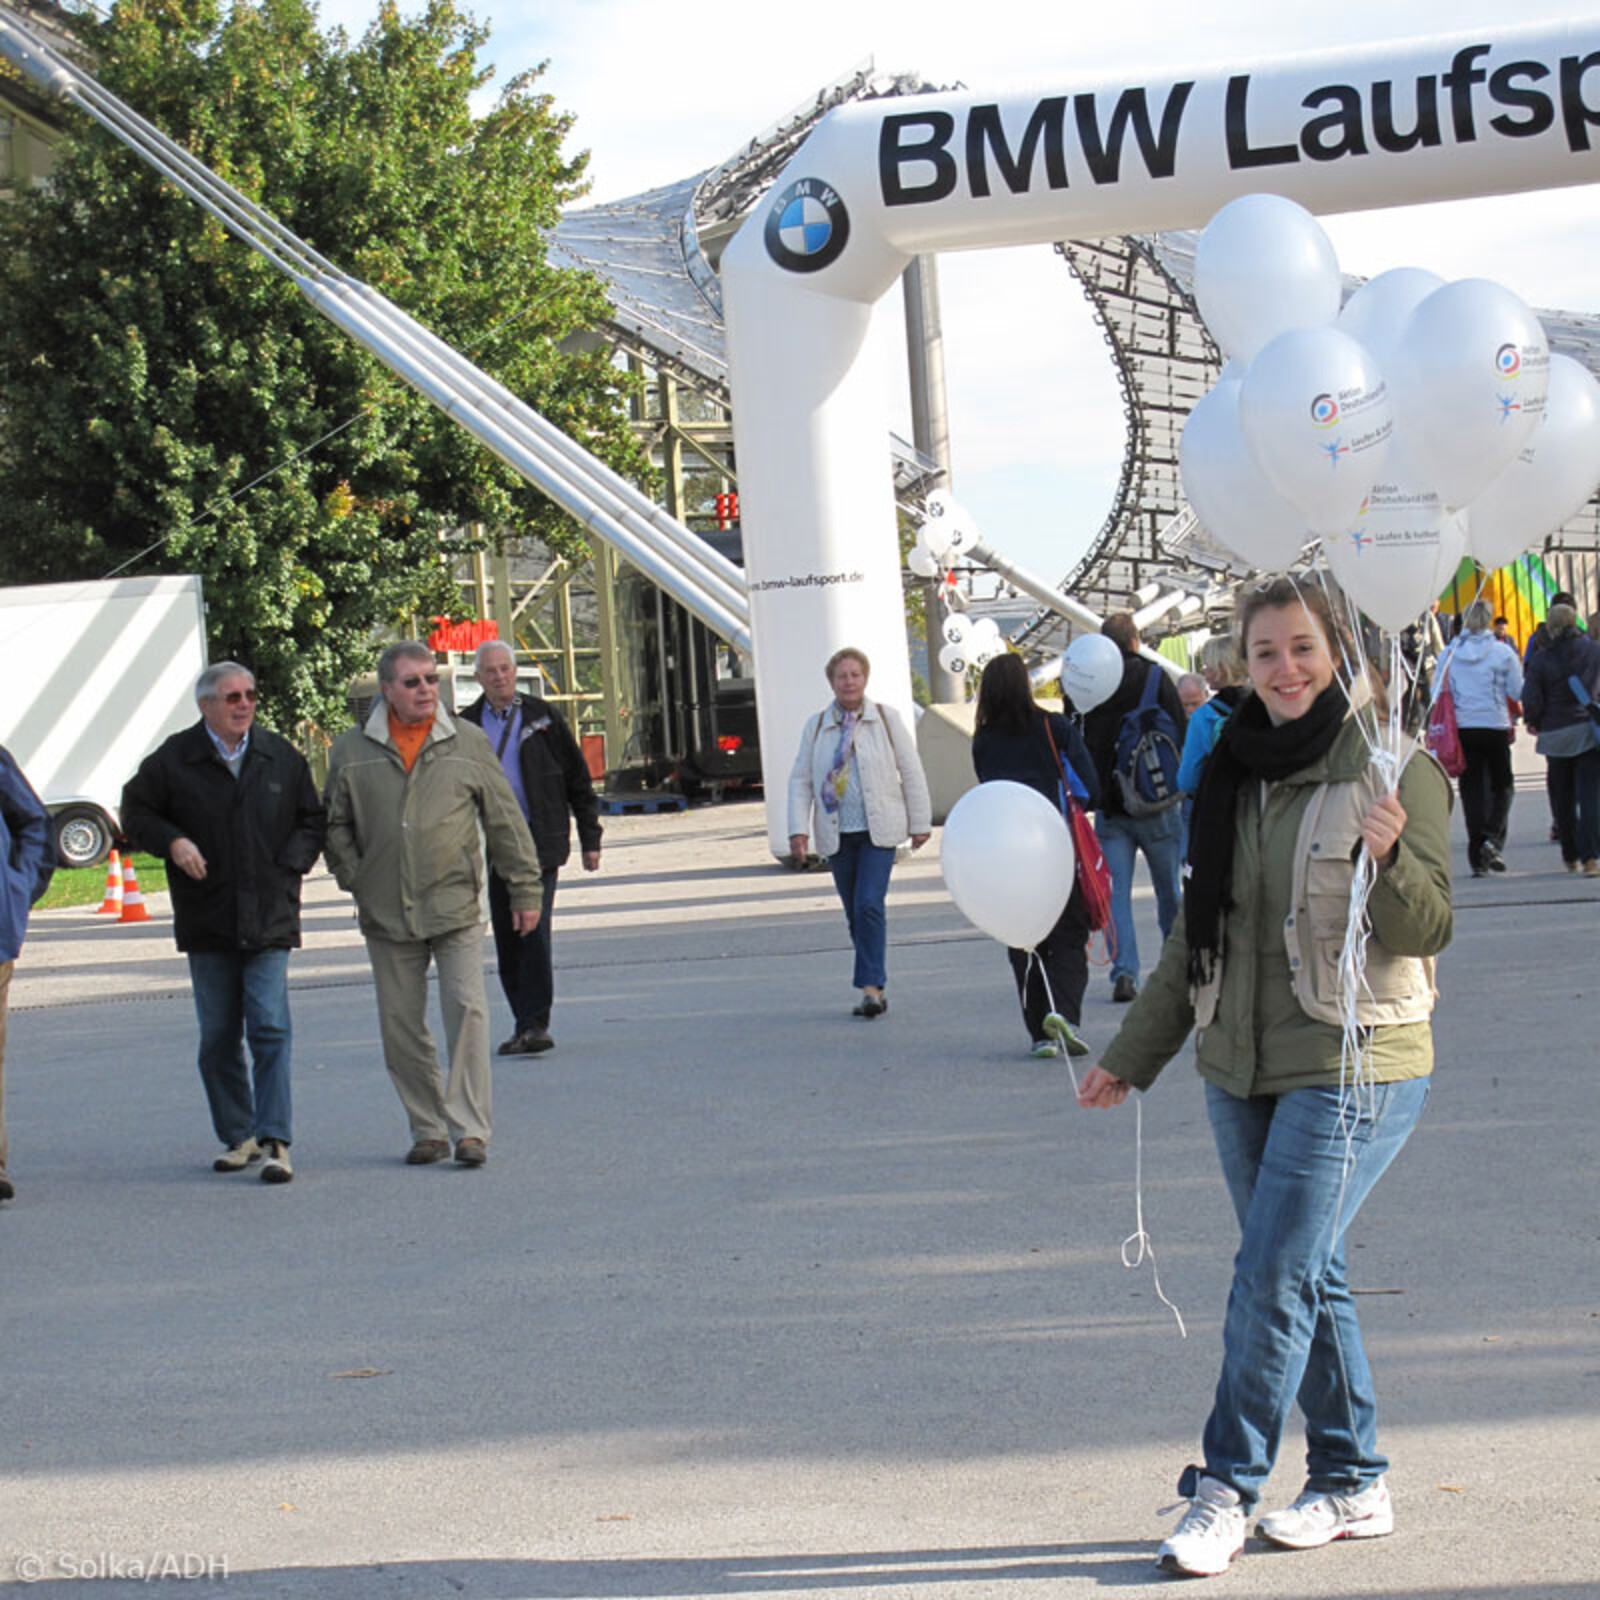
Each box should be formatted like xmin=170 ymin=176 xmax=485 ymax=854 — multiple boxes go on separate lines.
xmin=1434 ymin=599 xmax=1524 ymax=875
xmin=787 ymin=648 xmax=931 ymax=1017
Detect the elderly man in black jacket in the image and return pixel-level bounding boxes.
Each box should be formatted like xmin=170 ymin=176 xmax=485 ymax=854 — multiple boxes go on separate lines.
xmin=460 ymin=640 xmax=602 ymax=1056
xmin=121 ymin=662 xmax=326 ymax=1182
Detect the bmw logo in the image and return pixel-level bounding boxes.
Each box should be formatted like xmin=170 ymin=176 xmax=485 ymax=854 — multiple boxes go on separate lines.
xmin=764 ymin=178 xmax=850 ymax=274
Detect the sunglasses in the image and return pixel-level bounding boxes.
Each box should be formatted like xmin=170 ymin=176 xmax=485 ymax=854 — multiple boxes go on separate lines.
xmin=223 ymin=688 xmax=258 ymax=705
xmin=400 ymin=673 xmax=441 ymax=689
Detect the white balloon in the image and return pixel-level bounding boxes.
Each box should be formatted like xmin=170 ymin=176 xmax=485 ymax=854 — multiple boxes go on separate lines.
xmin=1193 ymin=194 xmax=1342 ymax=364
xmin=941 ymin=611 xmax=972 ymax=647
xmin=922 ymin=487 xmax=977 ymax=560
xmin=1389 ymin=277 xmax=1550 ymax=508
xmin=1180 ymin=378 xmax=1313 ymax=570
xmin=969 ymin=616 xmax=1001 ymax=644
xmin=1466 ymin=353 xmax=1600 ymax=570
xmin=1239 ymin=326 xmax=1392 ymax=534
xmin=941 ymin=780 xmax=1076 ymax=950
xmin=1322 ymin=442 xmax=1468 ymax=633
xmin=906 ymin=542 xmax=939 ymax=578
xmin=1061 ymin=632 xmax=1124 ymax=714
xmin=1337 ymin=267 xmax=1445 ymax=365
xmin=936 ymin=641 xmax=970 ymax=677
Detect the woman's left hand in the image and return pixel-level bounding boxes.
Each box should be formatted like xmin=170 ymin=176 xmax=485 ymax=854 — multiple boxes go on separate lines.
xmin=1361 ymin=792 xmax=1407 ymax=867
xmin=909 ymin=832 xmax=931 ymax=851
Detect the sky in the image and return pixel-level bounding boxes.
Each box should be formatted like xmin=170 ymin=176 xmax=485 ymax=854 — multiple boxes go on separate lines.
xmin=317 ymin=0 xmax=1600 ymax=585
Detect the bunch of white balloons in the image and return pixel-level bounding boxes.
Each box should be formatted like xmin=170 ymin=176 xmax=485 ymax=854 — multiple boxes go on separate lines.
xmin=907 ymin=489 xmax=1007 ymax=676
xmin=1180 ymin=194 xmax=1600 ymax=632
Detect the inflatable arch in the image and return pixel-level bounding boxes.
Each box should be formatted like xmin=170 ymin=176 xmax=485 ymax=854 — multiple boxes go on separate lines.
xmin=721 ymin=20 xmax=1600 ymax=855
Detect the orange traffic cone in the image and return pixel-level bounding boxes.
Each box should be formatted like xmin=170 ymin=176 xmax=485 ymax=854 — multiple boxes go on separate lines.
xmin=118 ymin=857 xmax=152 ymax=924
xmin=95 ymin=849 xmax=125 ymax=914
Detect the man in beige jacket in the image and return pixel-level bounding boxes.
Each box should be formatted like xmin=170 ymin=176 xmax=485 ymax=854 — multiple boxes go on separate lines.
xmin=324 ymin=642 xmax=543 ymax=1167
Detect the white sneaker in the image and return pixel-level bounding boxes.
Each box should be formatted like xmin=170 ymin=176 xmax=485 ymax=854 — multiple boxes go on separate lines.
xmin=259 ymin=1139 xmax=294 ymax=1185
xmin=1158 ymin=1475 xmax=1246 ymax=1577
xmin=1256 ymin=1477 xmax=1393 ymax=1549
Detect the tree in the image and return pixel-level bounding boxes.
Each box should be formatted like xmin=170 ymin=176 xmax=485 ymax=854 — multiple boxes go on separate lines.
xmin=0 ymin=0 xmax=650 ymax=729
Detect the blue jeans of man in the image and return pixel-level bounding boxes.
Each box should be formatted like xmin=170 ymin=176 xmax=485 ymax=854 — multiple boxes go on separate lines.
xmin=1198 ymin=1077 xmax=1430 ymax=1508
xmin=1095 ymin=808 xmax=1183 ymax=985
xmin=187 ymin=948 xmax=293 ymax=1147
xmin=828 ymin=831 xmax=895 ymax=991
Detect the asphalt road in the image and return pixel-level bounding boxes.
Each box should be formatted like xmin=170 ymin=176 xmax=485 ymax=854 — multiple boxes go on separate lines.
xmin=1 ymin=788 xmax=1595 ymax=1599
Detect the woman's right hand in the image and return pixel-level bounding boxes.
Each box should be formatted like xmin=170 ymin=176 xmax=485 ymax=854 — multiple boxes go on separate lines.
xmin=1076 ymin=1065 xmax=1132 ymax=1109
xmin=789 ymin=833 xmax=809 ymax=865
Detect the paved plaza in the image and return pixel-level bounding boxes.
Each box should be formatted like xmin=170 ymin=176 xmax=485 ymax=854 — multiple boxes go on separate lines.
xmin=1 ymin=781 xmax=1595 ymax=1599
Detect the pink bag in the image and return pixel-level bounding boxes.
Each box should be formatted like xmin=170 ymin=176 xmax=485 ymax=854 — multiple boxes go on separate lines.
xmin=1426 ymin=682 xmax=1466 ymax=778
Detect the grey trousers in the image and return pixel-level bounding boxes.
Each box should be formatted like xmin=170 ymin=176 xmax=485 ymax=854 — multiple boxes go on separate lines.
xmin=364 ymin=925 xmax=492 ymax=1144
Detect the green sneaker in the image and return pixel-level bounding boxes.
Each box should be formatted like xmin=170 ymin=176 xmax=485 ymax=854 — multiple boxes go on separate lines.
xmin=1042 ymin=1012 xmax=1090 ymax=1058
xmin=1029 ymin=1040 xmax=1059 ymax=1059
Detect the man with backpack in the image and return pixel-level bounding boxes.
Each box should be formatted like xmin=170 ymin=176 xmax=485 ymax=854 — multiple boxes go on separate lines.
xmin=1076 ymin=614 xmax=1188 ymax=1002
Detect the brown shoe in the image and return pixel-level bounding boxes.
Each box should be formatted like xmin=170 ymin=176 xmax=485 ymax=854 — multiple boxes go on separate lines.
xmin=454 ymin=1137 xmax=488 ymax=1167
xmin=500 ymin=1028 xmax=553 ymax=1055
xmin=404 ymin=1138 xmax=450 ymax=1166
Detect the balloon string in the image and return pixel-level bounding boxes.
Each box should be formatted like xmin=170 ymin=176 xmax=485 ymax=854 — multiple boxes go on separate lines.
xmin=1121 ymin=1095 xmax=1188 ymax=1339
xmin=1038 ymin=952 xmax=1186 ymax=1338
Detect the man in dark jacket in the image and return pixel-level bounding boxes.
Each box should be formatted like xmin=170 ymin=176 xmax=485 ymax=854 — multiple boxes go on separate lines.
xmin=1 ymin=745 xmax=53 ymax=1202
xmin=1077 ymin=614 xmax=1188 ymax=1003
xmin=121 ymin=663 xmax=326 ymax=1182
xmin=460 ymin=640 xmax=601 ymax=1056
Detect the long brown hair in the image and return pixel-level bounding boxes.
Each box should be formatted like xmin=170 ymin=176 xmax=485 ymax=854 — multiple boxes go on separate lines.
xmin=974 ymin=652 xmax=1037 ymax=737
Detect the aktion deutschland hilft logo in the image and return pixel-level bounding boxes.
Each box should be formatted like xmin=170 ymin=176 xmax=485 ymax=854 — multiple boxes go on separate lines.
xmin=1495 ymin=343 xmax=1522 ymax=378
xmin=764 ymin=178 xmax=850 ymax=274
xmin=1310 ymin=393 xmax=1340 ymax=428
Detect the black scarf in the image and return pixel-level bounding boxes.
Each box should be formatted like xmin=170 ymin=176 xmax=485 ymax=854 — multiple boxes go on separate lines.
xmin=1183 ymin=684 xmax=1348 ymax=988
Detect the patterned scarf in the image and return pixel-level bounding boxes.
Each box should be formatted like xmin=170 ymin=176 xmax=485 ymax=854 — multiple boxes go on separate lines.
xmin=820 ymin=707 xmax=859 ymax=814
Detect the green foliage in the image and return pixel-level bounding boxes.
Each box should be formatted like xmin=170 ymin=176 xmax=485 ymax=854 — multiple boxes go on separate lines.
xmin=0 ymin=0 xmax=650 ymax=730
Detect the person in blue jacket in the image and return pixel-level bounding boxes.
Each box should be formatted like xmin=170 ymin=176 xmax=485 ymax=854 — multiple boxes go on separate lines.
xmin=0 ymin=745 xmax=54 ymax=1202
xmin=971 ymin=653 xmax=1100 ymax=1058
xmin=1178 ymin=637 xmax=1249 ymax=799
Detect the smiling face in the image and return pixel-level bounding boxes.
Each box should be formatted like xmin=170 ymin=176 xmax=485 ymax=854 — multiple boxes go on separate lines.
xmin=1243 ymin=604 xmax=1336 ymax=725
xmin=474 ymin=644 xmax=518 ymax=710
xmin=828 ymin=655 xmax=868 ymax=710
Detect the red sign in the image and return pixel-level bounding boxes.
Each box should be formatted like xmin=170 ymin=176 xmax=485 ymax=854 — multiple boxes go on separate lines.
xmin=428 ymin=618 xmax=499 ymax=653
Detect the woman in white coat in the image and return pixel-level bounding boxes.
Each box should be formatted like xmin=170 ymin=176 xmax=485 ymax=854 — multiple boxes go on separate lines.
xmin=788 ymin=648 xmax=931 ymax=1017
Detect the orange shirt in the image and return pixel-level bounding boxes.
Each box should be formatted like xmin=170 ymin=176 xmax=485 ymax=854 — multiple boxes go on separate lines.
xmin=388 ymin=713 xmax=432 ymax=773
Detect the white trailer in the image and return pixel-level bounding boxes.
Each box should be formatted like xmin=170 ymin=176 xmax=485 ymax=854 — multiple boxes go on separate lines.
xmin=0 ymin=574 xmax=208 ymax=866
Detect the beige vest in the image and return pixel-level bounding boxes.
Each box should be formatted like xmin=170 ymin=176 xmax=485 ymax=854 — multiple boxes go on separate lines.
xmin=1194 ymin=758 xmax=1437 ymax=1030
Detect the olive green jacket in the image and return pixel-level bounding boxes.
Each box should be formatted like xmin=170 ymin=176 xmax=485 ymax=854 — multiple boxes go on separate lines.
xmin=324 ymin=700 xmax=542 ymax=943
xmin=1100 ymin=717 xmax=1453 ymax=1097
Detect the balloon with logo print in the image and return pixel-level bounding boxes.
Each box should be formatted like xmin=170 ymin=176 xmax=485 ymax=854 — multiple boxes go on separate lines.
xmin=1323 ymin=441 xmax=1468 ymax=634
xmin=1193 ymin=194 xmax=1342 ymax=365
xmin=1389 ymin=277 xmax=1550 ymax=509
xmin=941 ymin=780 xmax=1076 ymax=950
xmin=941 ymin=611 xmax=972 ymax=648
xmin=1239 ymin=325 xmax=1392 ymax=535
xmin=1180 ymin=377 xmax=1312 ymax=571
xmin=1337 ymin=266 xmax=1445 ymax=365
xmin=1061 ymin=632 xmax=1124 ymax=714
xmin=921 ymin=488 xmax=977 ymax=561
xmin=1466 ymin=353 xmax=1600 ymax=571
xmin=936 ymin=641 xmax=970 ymax=677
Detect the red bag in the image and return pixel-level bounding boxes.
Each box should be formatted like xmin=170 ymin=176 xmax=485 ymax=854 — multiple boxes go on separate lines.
xmin=1044 ymin=717 xmax=1113 ymax=932
xmin=1426 ymin=681 xmax=1466 ymax=777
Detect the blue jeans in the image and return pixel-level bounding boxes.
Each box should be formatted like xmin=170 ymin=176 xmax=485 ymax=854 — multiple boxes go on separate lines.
xmin=187 ymin=949 xmax=293 ymax=1147
xmin=1199 ymin=1077 xmax=1430 ymax=1508
xmin=828 ymin=831 xmax=895 ymax=990
xmin=1095 ymin=809 xmax=1183 ymax=984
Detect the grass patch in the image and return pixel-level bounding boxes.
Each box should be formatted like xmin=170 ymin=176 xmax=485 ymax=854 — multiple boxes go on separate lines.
xmin=38 ymin=854 xmax=169 ymax=911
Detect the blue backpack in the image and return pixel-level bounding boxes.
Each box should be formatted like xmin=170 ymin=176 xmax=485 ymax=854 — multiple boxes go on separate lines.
xmin=1113 ymin=665 xmax=1184 ymax=817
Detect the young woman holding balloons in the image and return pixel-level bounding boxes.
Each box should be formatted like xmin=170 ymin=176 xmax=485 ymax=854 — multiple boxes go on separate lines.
xmin=1076 ymin=576 xmax=1453 ymax=1580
